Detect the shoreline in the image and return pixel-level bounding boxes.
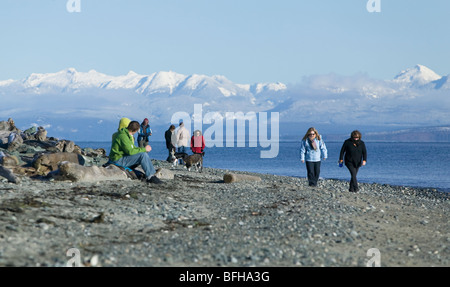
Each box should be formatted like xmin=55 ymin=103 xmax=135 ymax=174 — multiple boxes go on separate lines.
xmin=75 ymin=141 xmax=450 ymax=194
xmin=1 ymin=159 xmax=449 ymax=267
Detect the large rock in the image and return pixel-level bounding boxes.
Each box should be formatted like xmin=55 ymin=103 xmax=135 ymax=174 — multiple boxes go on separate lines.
xmin=55 ymin=140 xmax=75 ymax=153
xmin=7 ymin=132 xmax=23 ymax=152
xmin=0 ymin=118 xmax=19 ymax=133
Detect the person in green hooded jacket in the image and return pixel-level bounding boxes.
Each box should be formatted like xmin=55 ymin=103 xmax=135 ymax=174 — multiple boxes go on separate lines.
xmin=109 ymin=120 xmax=162 ymax=184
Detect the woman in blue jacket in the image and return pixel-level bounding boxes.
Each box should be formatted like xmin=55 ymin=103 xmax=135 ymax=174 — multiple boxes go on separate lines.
xmin=300 ymin=127 xmax=328 ymax=187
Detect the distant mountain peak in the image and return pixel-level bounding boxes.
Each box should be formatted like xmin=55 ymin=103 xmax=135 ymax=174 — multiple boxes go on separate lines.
xmin=393 ymin=64 xmax=442 ymax=86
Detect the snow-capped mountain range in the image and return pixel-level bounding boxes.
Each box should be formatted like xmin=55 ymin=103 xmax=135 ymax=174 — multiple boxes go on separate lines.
xmin=0 ymin=65 xmax=449 ymax=141
xmin=1 ymin=68 xmax=287 ymax=98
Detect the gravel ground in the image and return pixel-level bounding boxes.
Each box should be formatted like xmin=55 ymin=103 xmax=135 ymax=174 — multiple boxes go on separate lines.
xmin=0 ymin=159 xmax=448 ymax=267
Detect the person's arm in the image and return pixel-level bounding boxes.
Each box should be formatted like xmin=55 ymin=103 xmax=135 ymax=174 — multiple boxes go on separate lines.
xmin=320 ymin=140 xmax=327 ymax=160
xmin=119 ymin=133 xmax=146 ymax=156
xmin=362 ymin=141 xmax=367 ymax=166
xmin=300 ymin=141 xmax=306 ymax=163
xmin=339 ymin=141 xmax=346 ymax=163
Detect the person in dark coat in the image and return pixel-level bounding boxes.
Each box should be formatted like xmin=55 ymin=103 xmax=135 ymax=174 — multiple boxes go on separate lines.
xmin=165 ymin=125 xmax=176 ymax=162
xmin=339 ymin=130 xmax=367 ymax=192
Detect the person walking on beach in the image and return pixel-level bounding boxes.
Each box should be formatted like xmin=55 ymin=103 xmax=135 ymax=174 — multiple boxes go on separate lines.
xmin=176 ymin=120 xmax=190 ymax=164
xmin=339 ymin=130 xmax=367 ymax=193
xmin=109 ymin=120 xmax=162 ymax=184
xmin=300 ymin=127 xmax=328 ymax=187
xmin=165 ymin=124 xmax=176 ymax=162
xmin=137 ymin=118 xmax=152 ymax=148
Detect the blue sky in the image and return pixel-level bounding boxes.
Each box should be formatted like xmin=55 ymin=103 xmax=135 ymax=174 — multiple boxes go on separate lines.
xmin=0 ymin=0 xmax=449 ymax=84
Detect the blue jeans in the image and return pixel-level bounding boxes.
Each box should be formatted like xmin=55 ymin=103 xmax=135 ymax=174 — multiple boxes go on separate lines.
xmin=177 ymin=146 xmax=187 ymax=153
xmin=113 ymin=152 xmax=156 ymax=179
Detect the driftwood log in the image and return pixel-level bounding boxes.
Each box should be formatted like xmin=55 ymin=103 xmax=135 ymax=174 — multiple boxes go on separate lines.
xmin=223 ymin=173 xmax=261 ymax=183
xmin=33 ymin=152 xmax=85 ymax=175
xmin=0 ymin=166 xmax=19 ymax=183
xmin=55 ymin=162 xmax=128 ymax=182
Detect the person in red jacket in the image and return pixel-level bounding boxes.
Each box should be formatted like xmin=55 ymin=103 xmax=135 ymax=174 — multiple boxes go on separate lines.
xmin=191 ymin=130 xmax=205 ymax=155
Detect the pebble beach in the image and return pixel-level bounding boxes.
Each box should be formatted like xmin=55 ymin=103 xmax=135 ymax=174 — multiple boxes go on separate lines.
xmin=0 ymin=159 xmax=448 ymax=267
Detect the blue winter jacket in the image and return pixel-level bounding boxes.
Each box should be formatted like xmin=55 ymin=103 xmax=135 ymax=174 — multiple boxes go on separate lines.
xmin=300 ymin=138 xmax=328 ymax=162
xmin=138 ymin=125 xmax=152 ymax=141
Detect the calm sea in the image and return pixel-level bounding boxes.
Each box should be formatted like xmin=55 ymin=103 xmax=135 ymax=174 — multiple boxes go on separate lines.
xmin=78 ymin=141 xmax=450 ymax=193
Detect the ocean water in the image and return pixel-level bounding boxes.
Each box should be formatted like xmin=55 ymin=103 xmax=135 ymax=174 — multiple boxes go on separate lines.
xmin=78 ymin=141 xmax=450 ymax=193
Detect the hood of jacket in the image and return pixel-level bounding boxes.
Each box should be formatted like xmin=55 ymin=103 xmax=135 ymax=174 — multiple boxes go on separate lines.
xmin=118 ymin=118 xmax=131 ymax=131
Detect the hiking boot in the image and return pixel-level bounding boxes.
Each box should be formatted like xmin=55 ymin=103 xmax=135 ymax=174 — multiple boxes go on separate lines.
xmin=147 ymin=176 xmax=163 ymax=184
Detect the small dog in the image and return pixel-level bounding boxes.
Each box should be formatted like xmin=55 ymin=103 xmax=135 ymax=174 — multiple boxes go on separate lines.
xmin=183 ymin=153 xmax=203 ymax=172
xmin=170 ymin=150 xmax=188 ymax=167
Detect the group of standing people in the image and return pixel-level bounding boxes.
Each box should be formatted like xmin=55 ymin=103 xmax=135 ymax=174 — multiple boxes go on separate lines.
xmin=300 ymin=127 xmax=367 ymax=192
xmin=165 ymin=120 xmax=205 ymax=162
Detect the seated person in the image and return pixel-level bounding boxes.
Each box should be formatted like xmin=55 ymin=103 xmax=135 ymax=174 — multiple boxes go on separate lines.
xmin=109 ymin=120 xmax=162 ymax=184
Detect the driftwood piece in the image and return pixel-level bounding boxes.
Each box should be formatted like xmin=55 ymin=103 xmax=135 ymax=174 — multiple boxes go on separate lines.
xmin=56 ymin=162 xmax=128 ymax=182
xmin=223 ymin=173 xmax=262 ymax=183
xmin=0 ymin=166 xmax=19 ymax=183
xmin=33 ymin=152 xmax=85 ymax=175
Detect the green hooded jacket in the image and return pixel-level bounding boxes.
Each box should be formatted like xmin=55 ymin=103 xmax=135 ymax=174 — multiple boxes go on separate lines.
xmin=109 ymin=127 xmax=145 ymax=162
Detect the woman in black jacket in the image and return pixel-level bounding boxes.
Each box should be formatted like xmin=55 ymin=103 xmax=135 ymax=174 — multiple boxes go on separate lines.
xmin=339 ymin=130 xmax=367 ymax=192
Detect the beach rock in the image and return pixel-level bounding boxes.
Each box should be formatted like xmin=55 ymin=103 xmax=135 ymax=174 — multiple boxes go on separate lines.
xmin=155 ymin=168 xmax=174 ymax=180
xmin=1 ymin=154 xmax=20 ymax=167
xmin=54 ymin=161 xmax=128 ymax=182
xmin=23 ymin=126 xmax=37 ymax=139
xmin=36 ymin=127 xmax=47 ymax=142
xmin=7 ymin=132 xmax=23 ymax=151
xmin=55 ymin=140 xmax=75 ymax=153
xmin=223 ymin=173 xmax=262 ymax=183
xmin=0 ymin=118 xmax=19 ymax=133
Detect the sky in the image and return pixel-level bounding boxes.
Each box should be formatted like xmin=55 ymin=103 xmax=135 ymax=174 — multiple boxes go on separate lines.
xmin=0 ymin=0 xmax=449 ymax=84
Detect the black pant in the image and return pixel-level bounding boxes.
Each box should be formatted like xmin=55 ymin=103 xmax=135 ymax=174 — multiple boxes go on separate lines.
xmin=346 ymin=164 xmax=360 ymax=192
xmin=305 ymin=161 xmax=321 ymax=186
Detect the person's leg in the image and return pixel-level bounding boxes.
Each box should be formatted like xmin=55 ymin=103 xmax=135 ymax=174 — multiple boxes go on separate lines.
xmin=305 ymin=161 xmax=315 ymax=186
xmin=114 ymin=153 xmax=156 ymax=179
xmin=314 ymin=161 xmax=321 ymax=186
xmin=178 ymin=146 xmax=186 ymax=164
xmin=346 ymin=164 xmax=359 ymax=192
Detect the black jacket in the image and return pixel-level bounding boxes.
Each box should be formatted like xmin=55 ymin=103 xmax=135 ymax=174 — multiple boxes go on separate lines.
xmin=339 ymin=138 xmax=367 ymax=167
xmin=165 ymin=129 xmax=175 ymax=150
